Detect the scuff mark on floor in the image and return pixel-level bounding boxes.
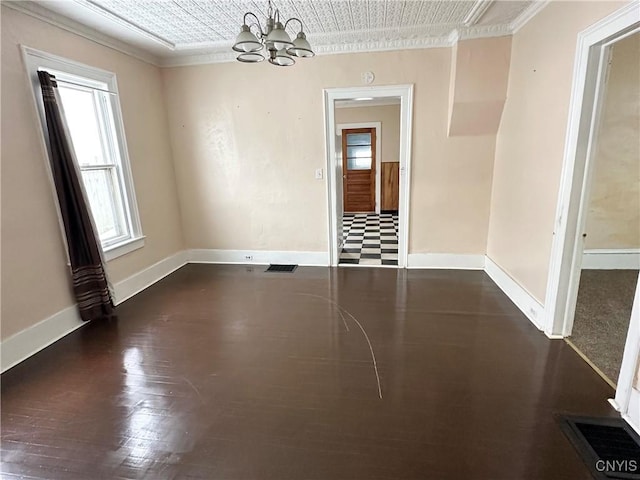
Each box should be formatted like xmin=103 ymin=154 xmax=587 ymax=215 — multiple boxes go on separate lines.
xmin=297 ymin=293 xmax=382 ymax=399
xmin=182 ymin=376 xmax=204 ymax=403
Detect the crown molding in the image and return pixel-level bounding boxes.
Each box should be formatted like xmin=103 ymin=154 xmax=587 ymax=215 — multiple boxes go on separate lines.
xmin=510 ymin=0 xmax=551 ymax=34
xmin=3 ymin=0 xmax=161 ymax=66
xmin=464 ymin=0 xmax=495 ymax=27
xmin=458 ymin=24 xmax=512 ymax=40
xmin=159 ymin=24 xmax=516 ymax=68
xmin=160 ymin=35 xmax=455 ymax=67
xmin=160 ymin=50 xmax=234 ymax=67
xmin=448 ymin=29 xmax=461 ymax=45
xmin=74 ymin=0 xmax=176 ymax=49
xmin=5 ymin=0 xmax=548 ymax=70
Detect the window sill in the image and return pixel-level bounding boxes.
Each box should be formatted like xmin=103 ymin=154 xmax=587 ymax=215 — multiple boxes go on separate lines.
xmin=103 ymin=236 xmax=145 ymax=262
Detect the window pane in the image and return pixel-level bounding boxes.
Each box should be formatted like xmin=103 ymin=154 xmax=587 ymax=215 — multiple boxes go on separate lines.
xmin=58 ymin=87 xmax=107 ymax=166
xmin=346 ymin=133 xmax=371 ymax=146
xmin=346 ymin=145 xmax=371 ymax=159
xmin=80 ymin=168 xmax=128 ymax=243
xmin=347 ymin=157 xmax=372 ymax=170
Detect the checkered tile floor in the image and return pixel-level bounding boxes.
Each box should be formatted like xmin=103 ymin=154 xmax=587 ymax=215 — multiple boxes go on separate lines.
xmin=340 ymin=213 xmax=399 ymax=266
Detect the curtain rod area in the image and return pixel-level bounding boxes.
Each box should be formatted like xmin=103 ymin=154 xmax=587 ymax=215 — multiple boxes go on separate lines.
xmin=47 ymin=76 xmax=117 ymax=96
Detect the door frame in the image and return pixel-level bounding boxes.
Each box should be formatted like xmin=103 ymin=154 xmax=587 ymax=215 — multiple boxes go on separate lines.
xmin=542 ymin=2 xmax=639 ymax=430
xmin=323 ymin=85 xmax=413 ymax=268
xmin=336 ymin=122 xmax=382 ymax=214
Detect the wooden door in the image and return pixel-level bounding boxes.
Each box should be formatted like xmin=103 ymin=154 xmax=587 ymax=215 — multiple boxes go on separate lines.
xmin=342 ymin=128 xmax=376 ymax=212
xmin=381 ymin=162 xmax=400 ymax=212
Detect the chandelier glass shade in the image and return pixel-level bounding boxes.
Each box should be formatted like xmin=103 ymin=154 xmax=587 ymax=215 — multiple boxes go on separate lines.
xmin=232 ymin=0 xmax=315 ymax=66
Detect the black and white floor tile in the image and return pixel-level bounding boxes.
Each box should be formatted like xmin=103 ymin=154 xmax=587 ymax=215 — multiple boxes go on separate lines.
xmin=340 ymin=213 xmax=399 ymax=266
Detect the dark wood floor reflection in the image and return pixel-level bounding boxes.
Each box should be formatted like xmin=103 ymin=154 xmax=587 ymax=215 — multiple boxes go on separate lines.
xmin=1 ymin=265 xmax=617 ymax=479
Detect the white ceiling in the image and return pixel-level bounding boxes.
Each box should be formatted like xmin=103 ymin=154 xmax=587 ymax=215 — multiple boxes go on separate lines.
xmin=9 ymin=1 xmax=547 ymax=66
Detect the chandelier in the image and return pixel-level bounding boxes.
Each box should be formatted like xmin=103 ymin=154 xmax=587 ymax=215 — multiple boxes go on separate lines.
xmin=232 ymin=0 xmax=315 ymax=66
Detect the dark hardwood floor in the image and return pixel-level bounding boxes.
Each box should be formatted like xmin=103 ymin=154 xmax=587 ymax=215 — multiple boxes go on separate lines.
xmin=1 ymin=264 xmax=617 ymax=479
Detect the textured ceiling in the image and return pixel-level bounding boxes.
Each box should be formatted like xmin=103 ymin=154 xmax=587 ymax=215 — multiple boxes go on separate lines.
xmin=22 ymin=0 xmax=541 ymax=65
xmin=88 ymin=0 xmax=485 ymax=46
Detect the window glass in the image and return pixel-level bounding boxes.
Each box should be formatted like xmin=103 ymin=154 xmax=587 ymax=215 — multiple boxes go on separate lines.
xmin=346 ymin=145 xmax=371 ymax=159
xmin=25 ymin=48 xmax=144 ymax=260
xmin=81 ymin=168 xmax=127 ymax=242
xmin=58 ymin=86 xmax=108 ymax=166
xmin=56 ymin=84 xmax=130 ymax=247
xmin=346 ymin=133 xmax=371 ymax=146
xmin=347 ymin=157 xmax=372 ymax=170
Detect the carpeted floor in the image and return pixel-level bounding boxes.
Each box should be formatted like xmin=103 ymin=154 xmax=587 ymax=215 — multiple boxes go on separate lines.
xmin=570 ymin=269 xmax=639 ymax=384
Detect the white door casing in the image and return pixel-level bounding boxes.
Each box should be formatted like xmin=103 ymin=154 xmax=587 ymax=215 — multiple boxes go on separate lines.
xmin=323 ymin=85 xmax=413 ymax=268
xmin=335 ymin=132 xmax=344 ymax=250
xmin=542 ymin=1 xmax=639 ymax=433
xmin=615 ymin=272 xmax=640 ymax=435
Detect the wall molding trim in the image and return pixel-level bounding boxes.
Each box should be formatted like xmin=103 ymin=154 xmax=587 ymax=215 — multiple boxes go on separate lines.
xmin=484 ymin=256 xmax=545 ymax=331
xmin=464 ymin=0 xmax=495 ymax=27
xmin=4 ymin=0 xmax=546 ymax=70
xmin=3 ymin=0 xmax=161 ymax=66
xmin=0 ymin=251 xmax=188 ymax=373
xmin=161 ymin=26 xmax=516 ymax=67
xmin=0 ymin=305 xmax=82 ymax=374
xmin=2 ymin=247 xmax=588 ymax=372
xmin=406 ymin=253 xmax=485 ymax=270
xmin=582 ymin=249 xmax=640 ymax=270
xmin=510 ymin=0 xmax=550 ymax=34
xmin=112 ymin=251 xmax=188 ymax=304
xmin=188 ymin=249 xmax=329 ymax=266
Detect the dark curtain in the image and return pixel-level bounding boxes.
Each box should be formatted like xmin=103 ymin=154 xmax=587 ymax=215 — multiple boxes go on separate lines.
xmin=38 ymin=70 xmax=116 ymax=322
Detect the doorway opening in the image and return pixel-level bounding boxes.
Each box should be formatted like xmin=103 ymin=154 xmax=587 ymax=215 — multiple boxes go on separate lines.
xmin=338 ymin=107 xmax=397 ymax=265
xmin=323 ymin=85 xmax=413 ymax=268
xmin=543 ymin=3 xmax=639 ymax=432
xmin=567 ymin=32 xmax=640 ymax=389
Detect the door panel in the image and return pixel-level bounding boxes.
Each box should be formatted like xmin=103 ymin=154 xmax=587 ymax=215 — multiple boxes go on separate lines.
xmin=342 ymin=128 xmax=375 ymax=212
xmin=381 ymin=162 xmax=400 ymax=211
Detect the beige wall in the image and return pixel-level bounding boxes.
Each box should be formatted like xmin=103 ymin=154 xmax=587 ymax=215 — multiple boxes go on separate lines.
xmin=585 ymin=33 xmax=640 ymax=250
xmin=335 ymin=104 xmax=400 ymax=163
xmin=1 ymin=7 xmax=184 ymax=339
xmin=162 ymin=47 xmax=498 ymax=254
xmin=487 ymin=1 xmax=626 ymax=302
xmin=448 ymin=37 xmax=511 ymax=136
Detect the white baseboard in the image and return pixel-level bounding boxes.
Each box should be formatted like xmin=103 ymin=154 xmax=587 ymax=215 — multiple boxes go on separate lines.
xmin=582 ymin=249 xmax=640 ymax=270
xmin=113 ymin=251 xmax=188 ymax=304
xmin=623 ymin=412 xmax=640 ymax=437
xmin=1 ymin=251 xmax=188 ymax=373
xmin=0 ymin=305 xmax=83 ymax=374
xmin=188 ymin=249 xmax=329 ymax=266
xmin=406 ymin=253 xmax=485 ymax=270
xmin=608 ymin=398 xmax=621 ymax=411
xmin=484 ymin=256 xmax=545 ymax=330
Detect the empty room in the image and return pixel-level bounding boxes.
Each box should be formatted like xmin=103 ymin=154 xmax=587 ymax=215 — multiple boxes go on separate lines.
xmin=1 ymin=1 xmax=639 ymax=479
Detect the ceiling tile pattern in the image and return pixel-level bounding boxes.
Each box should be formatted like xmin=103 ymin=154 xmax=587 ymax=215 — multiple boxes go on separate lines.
xmin=84 ymin=0 xmax=532 ymax=49
xmin=477 ymin=0 xmax=531 ymax=25
xmin=22 ymin=0 xmax=542 ymax=64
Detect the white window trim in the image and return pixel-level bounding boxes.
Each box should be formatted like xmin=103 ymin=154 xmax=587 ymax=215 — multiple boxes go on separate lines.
xmin=21 ymin=46 xmax=144 ymax=262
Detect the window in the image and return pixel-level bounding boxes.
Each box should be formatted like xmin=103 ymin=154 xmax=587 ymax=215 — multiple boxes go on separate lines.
xmin=23 ymin=47 xmax=144 ymax=260
xmin=345 ymin=131 xmax=373 ymax=170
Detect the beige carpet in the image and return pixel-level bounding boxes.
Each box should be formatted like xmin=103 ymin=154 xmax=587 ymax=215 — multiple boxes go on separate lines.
xmin=570 ymin=269 xmax=639 ymax=384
